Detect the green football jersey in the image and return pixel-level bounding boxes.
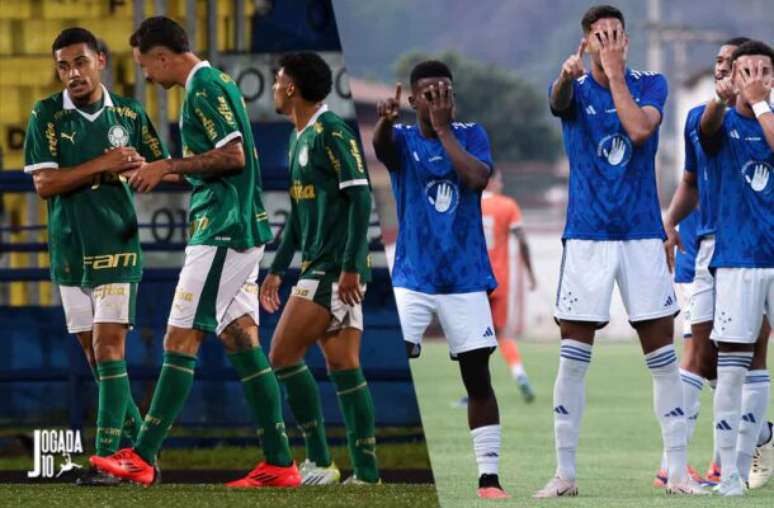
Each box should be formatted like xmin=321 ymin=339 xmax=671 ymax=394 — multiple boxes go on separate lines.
xmin=278 ymin=106 xmax=372 ymax=281
xmin=23 ymin=85 xmax=168 ymax=287
xmin=180 ymin=61 xmax=272 ymax=249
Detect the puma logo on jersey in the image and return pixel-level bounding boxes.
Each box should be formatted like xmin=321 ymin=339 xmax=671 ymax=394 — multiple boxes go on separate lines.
xmin=61 ymin=131 xmax=76 ymax=144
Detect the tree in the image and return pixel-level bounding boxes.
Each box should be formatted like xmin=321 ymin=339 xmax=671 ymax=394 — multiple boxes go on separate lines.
xmin=394 ymin=51 xmax=562 ymax=163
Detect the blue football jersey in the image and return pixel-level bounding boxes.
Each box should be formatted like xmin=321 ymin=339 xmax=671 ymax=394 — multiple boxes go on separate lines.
xmin=706 ymin=109 xmax=774 ymax=268
xmin=674 ymin=209 xmax=699 ymax=283
xmin=684 ymin=103 xmax=720 ymax=238
xmin=550 ymin=69 xmax=668 ymax=240
xmin=389 ymin=122 xmax=497 ymax=294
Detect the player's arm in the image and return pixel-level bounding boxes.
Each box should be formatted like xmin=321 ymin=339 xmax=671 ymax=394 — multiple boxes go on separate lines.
xmin=261 ymin=212 xmax=299 ymax=314
xmin=426 ymin=81 xmax=490 ymax=190
xmin=550 ymin=40 xmax=586 ymax=113
xmin=511 ymin=227 xmax=537 ymax=290
xmin=700 ymin=78 xmax=734 ymax=146
xmin=373 ymin=83 xmax=402 ymax=170
xmin=125 ymin=107 xmax=183 ymax=184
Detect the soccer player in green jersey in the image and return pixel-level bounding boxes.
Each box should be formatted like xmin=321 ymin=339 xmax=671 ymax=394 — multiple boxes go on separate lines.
xmin=24 ymin=27 xmax=168 ymax=486
xmin=260 ymin=52 xmax=380 ymax=485
xmin=89 ymin=17 xmax=300 ymax=488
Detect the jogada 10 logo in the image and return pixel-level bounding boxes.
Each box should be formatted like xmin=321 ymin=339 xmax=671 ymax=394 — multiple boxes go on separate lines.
xmin=27 ymin=429 xmax=84 ymax=479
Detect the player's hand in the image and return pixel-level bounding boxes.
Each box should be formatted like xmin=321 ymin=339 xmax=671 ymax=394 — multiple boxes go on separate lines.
xmin=337 ymin=271 xmax=363 ymax=306
xmin=426 ymin=81 xmax=454 ymax=133
xmin=376 ymin=83 xmax=402 ymax=122
xmin=560 ymin=39 xmax=587 ymax=83
xmin=596 ymin=26 xmax=627 ymax=80
xmin=128 ymin=159 xmax=170 ymax=193
xmin=715 ymin=76 xmax=735 ymax=105
xmin=663 ymin=224 xmax=684 ymax=273
xmin=738 ymin=60 xmax=773 ymax=105
xmin=100 ymin=147 xmax=144 ymax=174
xmin=260 ymin=273 xmax=283 ymax=313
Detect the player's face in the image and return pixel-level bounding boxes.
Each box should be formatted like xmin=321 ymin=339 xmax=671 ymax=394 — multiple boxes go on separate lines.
xmin=54 ymin=43 xmax=105 ymax=101
xmin=410 ymin=77 xmax=454 ymax=124
xmin=272 ymin=68 xmax=294 ymax=114
xmin=714 ymin=45 xmax=736 ymax=81
xmin=133 ymin=47 xmax=174 ymax=89
xmin=733 ymin=54 xmax=773 ymax=101
xmin=585 ymin=18 xmax=625 ymax=67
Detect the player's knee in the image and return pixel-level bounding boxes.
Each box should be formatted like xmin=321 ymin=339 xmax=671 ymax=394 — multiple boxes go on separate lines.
xmin=92 ymin=333 xmax=124 ymax=362
xmin=163 ymin=327 xmax=202 ymax=356
xmin=325 ymin=353 xmax=360 ymax=372
xmin=218 ymin=317 xmax=258 ymax=354
xmin=269 ymin=345 xmax=295 ymax=369
xmin=458 ymin=348 xmax=495 ymax=400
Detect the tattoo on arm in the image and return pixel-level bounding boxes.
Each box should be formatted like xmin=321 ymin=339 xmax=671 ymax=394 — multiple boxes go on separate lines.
xmin=169 ymin=140 xmax=245 ymax=176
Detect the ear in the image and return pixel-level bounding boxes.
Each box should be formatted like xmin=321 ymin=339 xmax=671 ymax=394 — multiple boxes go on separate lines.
xmin=96 ymin=51 xmax=107 ymax=71
xmin=286 ymin=82 xmax=295 ymax=97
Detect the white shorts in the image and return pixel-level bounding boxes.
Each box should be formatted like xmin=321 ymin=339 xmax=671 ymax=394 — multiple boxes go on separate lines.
xmin=676 ymin=282 xmax=693 ymax=337
xmin=59 ymin=283 xmax=137 ymax=334
xmin=393 ymin=287 xmax=497 ymax=357
xmin=711 ymin=267 xmax=774 ymax=344
xmin=689 ymin=236 xmax=715 ymax=324
xmin=168 ymin=245 xmax=262 ymax=335
xmin=291 ymin=278 xmax=366 ymax=332
xmin=555 ymin=239 xmax=679 ymax=325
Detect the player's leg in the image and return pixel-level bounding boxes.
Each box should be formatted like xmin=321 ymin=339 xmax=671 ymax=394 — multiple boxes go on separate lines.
xmin=711 ymin=268 xmax=768 ymax=496
xmin=437 ymin=291 xmax=508 ymax=499
xmin=741 ymin=310 xmax=772 ymax=488
xmin=270 ymin=284 xmax=337 ymax=477
xmin=393 ymin=287 xmax=434 ymax=360
xmin=490 ymin=289 xmax=533 ymax=402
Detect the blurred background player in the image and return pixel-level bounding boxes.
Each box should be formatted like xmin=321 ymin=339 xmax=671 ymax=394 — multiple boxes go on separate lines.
xmin=90 ymin=16 xmax=300 ymax=489
xmin=261 ymin=52 xmax=380 ymax=485
xmin=697 ymin=39 xmax=774 ymax=496
xmin=373 ymin=60 xmax=508 ymax=500
xmin=535 ymin=5 xmax=705 ymax=497
xmin=664 ymin=37 xmax=772 ymax=489
xmin=24 ymin=27 xmax=167 ymax=486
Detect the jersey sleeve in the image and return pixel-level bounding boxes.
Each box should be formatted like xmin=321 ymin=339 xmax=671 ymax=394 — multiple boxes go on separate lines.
xmin=467 ymin=123 xmax=494 ymax=172
xmin=324 ymin=122 xmax=370 ymax=190
xmin=135 ymin=107 xmax=169 ymax=162
xmin=639 ymin=74 xmax=668 ymax=118
xmin=23 ymin=101 xmax=59 ymax=173
xmin=190 ymin=85 xmax=243 ymax=149
xmin=683 ymin=111 xmax=699 ymax=173
xmin=509 ymin=199 xmax=524 ymax=230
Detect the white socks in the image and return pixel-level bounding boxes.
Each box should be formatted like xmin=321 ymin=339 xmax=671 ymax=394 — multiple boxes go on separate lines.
xmin=714 ymin=352 xmax=753 ymax=481
xmin=471 ymin=424 xmax=501 ymax=477
xmin=553 ymin=339 xmax=591 ymax=481
xmin=661 ymin=369 xmax=704 ymax=471
xmin=737 ymin=369 xmax=770 ymax=482
xmin=646 ymin=345 xmax=688 ymax=484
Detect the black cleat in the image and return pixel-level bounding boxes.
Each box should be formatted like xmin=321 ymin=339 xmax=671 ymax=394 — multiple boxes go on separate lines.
xmin=76 ymin=466 xmax=123 ymax=486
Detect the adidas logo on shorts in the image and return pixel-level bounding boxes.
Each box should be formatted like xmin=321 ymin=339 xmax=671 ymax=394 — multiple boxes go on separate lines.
xmin=483 ymin=327 xmax=494 ymax=338
xmin=716 ymin=420 xmax=732 ymax=431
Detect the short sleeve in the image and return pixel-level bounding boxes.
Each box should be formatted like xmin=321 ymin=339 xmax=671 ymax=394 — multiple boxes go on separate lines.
xmin=639 ymin=74 xmax=668 ymax=118
xmin=509 ymin=199 xmax=524 ymax=229
xmin=190 ymin=86 xmax=242 ymax=149
xmin=135 ymin=108 xmax=169 ymax=162
xmin=683 ymin=110 xmax=699 ymax=173
xmin=324 ymin=122 xmax=369 ymax=190
xmin=466 ymin=123 xmax=494 ymax=172
xmin=23 ymin=101 xmax=59 ymax=173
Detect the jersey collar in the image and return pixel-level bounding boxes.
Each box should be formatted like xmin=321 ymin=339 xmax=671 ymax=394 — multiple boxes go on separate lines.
xmin=297 ymin=104 xmax=329 ymax=136
xmin=185 ymin=60 xmax=211 ymax=92
xmin=63 ymin=84 xmax=114 ymax=122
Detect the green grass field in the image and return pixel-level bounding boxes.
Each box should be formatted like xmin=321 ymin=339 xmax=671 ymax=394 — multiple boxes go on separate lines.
xmin=411 ymin=340 xmax=774 ymax=507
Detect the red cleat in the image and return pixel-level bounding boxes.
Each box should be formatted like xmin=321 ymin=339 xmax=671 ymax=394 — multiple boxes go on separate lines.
xmin=89 ymin=448 xmax=158 ymax=487
xmin=478 ymin=486 xmax=511 ymax=499
xmin=226 ymin=461 xmax=302 ymax=488
xmin=705 ymin=462 xmax=721 ymax=485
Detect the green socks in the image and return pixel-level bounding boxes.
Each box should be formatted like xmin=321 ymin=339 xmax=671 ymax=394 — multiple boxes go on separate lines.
xmin=134 ymin=351 xmax=197 ymax=464
xmin=122 ymin=398 xmax=143 ymax=445
xmin=330 ymin=368 xmax=379 ymax=483
xmin=95 ymin=360 xmax=131 ymax=457
xmin=275 ymin=362 xmax=332 ymax=467
xmin=228 ymin=348 xmax=293 ymax=467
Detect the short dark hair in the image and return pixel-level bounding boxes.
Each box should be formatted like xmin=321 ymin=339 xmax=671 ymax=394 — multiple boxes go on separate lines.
xmin=52 ymin=27 xmax=99 ymax=55
xmin=731 ymin=40 xmax=774 ymax=65
xmin=723 ymin=37 xmax=751 ymax=47
xmin=581 ymin=5 xmax=625 ymax=33
xmin=129 ymin=16 xmax=190 ymax=54
xmin=409 ymin=60 xmax=453 ymax=88
xmin=278 ymin=52 xmax=332 ymax=102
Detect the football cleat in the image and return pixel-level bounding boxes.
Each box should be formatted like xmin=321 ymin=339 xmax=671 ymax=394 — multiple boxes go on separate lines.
xmin=478 ymin=473 xmax=509 ymax=499
xmin=665 ymin=477 xmax=708 ymax=495
xmin=298 ymin=459 xmax=341 ymax=485
xmin=75 ymin=466 xmax=122 ymax=486
xmin=226 ymin=461 xmax=301 ymax=488
xmin=533 ymin=476 xmax=578 ymax=498
xmin=749 ymin=422 xmax=774 ymax=489
xmin=341 ymin=474 xmax=382 ymax=485
xmin=714 ymin=472 xmax=745 ymax=496
xmin=89 ymin=448 xmax=159 ymax=487
xmin=516 ymin=376 xmax=535 ymax=403
xmin=704 ymin=462 xmax=721 ymax=485
xmin=653 ymin=469 xmax=668 ymax=488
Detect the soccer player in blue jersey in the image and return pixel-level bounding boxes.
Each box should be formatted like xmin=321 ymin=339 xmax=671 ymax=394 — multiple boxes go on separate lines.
xmin=534 ymin=5 xmax=706 ymax=497
xmin=698 ymin=40 xmax=774 ymax=496
xmin=373 ymin=60 xmax=508 ymax=500
xmin=663 ymin=37 xmax=773 ymax=490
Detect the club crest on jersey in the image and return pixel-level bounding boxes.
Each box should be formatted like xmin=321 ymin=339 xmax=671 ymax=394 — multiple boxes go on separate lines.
xmin=741 ymin=160 xmax=772 ymax=194
xmin=596 ymin=134 xmax=632 ymax=167
xmin=107 ymin=125 xmax=129 ymax=147
xmin=425 ymin=179 xmax=459 ymax=214
xmin=299 ymin=144 xmax=309 ymax=167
